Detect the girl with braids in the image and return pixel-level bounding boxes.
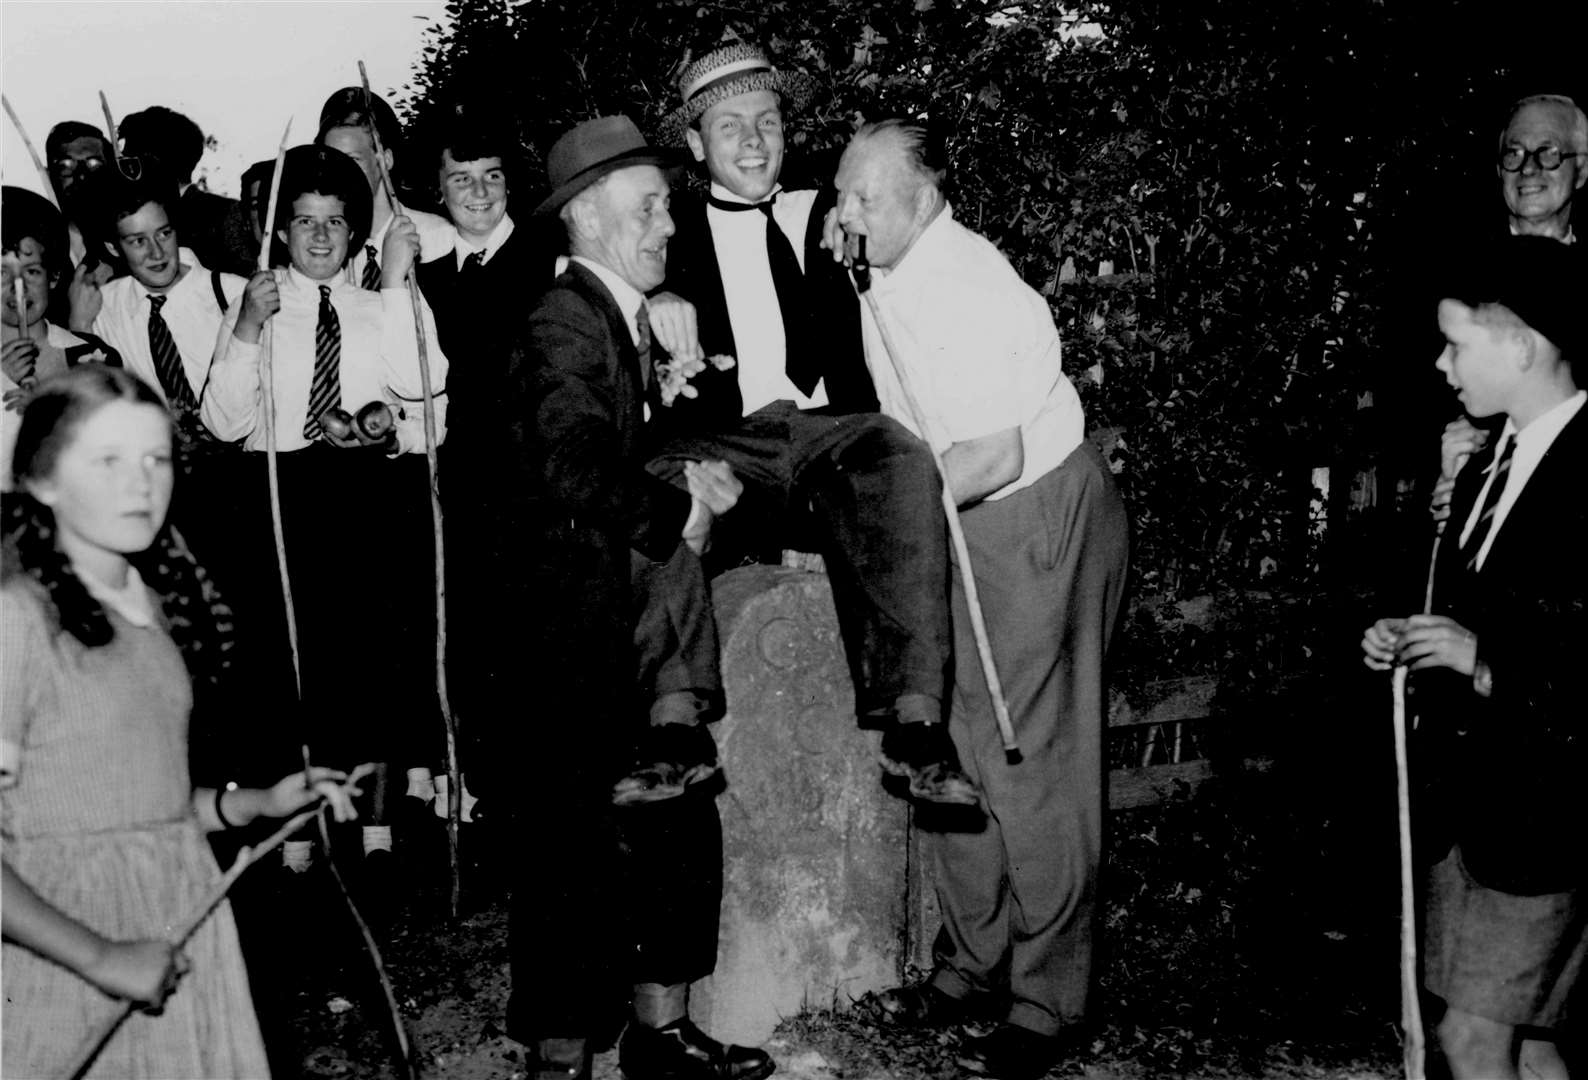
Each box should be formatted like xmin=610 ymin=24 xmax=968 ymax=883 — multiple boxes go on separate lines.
xmin=0 ymin=364 xmax=369 ymax=1079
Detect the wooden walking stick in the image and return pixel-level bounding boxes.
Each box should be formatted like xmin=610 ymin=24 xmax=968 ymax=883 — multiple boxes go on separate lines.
xmin=98 ymin=91 xmax=118 ymax=163
xmin=850 ymin=237 xmax=1021 ymax=763
xmin=358 ymin=60 xmax=464 ymax=915
xmin=1 ymin=94 xmax=60 ymax=206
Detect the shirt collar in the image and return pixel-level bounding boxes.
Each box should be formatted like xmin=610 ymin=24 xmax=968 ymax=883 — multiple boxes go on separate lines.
xmin=707 ymin=181 xmax=782 ymax=208
xmin=132 ymin=251 xmax=200 ymax=303
xmin=872 ymin=202 xmax=956 ymax=292
xmin=1507 ymin=221 xmax=1576 ymax=245
xmin=73 ymin=562 xmax=155 ymax=628
xmin=1511 ymin=389 xmax=1587 ymax=448
xmin=569 ymin=255 xmax=646 ymax=346
xmin=287 ymin=265 xmax=345 ymax=293
xmin=455 ymin=214 xmax=515 ymax=268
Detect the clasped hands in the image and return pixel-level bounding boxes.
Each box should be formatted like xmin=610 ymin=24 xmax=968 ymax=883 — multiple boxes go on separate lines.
xmin=644 ymin=293 xmax=735 ymax=405
xmin=1360 ymin=615 xmax=1477 ymax=676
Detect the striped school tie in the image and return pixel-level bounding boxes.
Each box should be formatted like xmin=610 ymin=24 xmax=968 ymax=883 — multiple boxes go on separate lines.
xmin=360 ymin=243 xmax=382 ymax=291
xmin=303 ymin=285 xmax=342 ymax=440
xmin=1460 ymin=435 xmax=1516 ymax=571
xmin=147 ymin=294 xmax=197 ymax=408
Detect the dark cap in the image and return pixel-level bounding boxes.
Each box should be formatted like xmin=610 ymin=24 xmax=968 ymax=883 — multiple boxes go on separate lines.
xmin=1442 ymin=235 xmax=1586 ymax=360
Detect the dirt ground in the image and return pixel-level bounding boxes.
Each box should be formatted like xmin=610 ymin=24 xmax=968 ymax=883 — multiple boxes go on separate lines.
xmin=252 ymin=760 xmax=1414 ymax=1080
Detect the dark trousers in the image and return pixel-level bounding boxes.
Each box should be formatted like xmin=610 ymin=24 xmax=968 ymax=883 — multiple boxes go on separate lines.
xmin=648 ymin=401 xmax=951 ymax=719
xmin=506 ymin=541 xmax=723 ymax=1045
xmin=926 ymin=442 xmax=1129 ymax=1035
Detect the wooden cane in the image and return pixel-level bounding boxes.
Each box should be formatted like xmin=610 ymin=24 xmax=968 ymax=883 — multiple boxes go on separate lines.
xmin=851 ymin=238 xmax=1021 ymax=763
xmin=98 ymin=91 xmax=118 ymax=163
xmin=358 ymin=61 xmax=464 ymax=916
xmin=1 ymin=94 xmax=60 ymax=207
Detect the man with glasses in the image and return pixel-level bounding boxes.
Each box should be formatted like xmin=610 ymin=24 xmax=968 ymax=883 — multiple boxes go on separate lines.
xmin=1498 ymin=94 xmax=1586 ymax=242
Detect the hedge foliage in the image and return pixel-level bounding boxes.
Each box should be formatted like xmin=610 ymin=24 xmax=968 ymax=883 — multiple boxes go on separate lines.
xmin=398 ymin=0 xmax=1585 ymax=600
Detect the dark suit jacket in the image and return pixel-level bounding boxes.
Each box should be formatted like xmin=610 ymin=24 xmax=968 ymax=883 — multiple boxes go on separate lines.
xmin=652 ymin=187 xmax=877 ymax=436
xmin=1419 ymin=404 xmax=1588 ymax=894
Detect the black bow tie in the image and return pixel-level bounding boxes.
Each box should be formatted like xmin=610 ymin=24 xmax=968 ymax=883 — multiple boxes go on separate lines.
xmin=708 ymin=194 xmax=776 ymax=215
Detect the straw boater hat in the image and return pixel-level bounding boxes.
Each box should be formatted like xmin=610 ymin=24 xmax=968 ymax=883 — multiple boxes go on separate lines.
xmin=658 ymin=43 xmax=819 ymax=145
xmin=533 ymin=115 xmax=685 ymax=216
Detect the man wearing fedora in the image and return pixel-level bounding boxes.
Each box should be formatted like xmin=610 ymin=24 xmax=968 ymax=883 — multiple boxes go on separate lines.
xmin=496 ymin=114 xmax=774 ymax=1080
xmin=648 ymin=42 xmax=976 ymax=807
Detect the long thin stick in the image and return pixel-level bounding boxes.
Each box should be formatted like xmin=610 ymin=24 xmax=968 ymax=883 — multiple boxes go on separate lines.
xmin=851 ymin=243 xmax=1021 ymax=762
xmin=257 ymin=119 xmax=302 ymax=699
xmin=66 ymin=803 xmax=323 ymax=1080
xmin=13 ymin=279 xmax=37 ymax=385
xmin=359 ymin=60 xmax=463 ymax=916
xmin=1 ymin=94 xmax=59 ymax=206
xmin=98 ymin=91 xmax=117 ymax=163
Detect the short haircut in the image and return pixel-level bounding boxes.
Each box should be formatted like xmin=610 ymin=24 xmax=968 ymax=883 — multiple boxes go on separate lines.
xmin=118 ymin=106 xmax=207 ymax=185
xmin=318 ymin=87 xmax=403 ymax=154
xmin=100 ymin=170 xmax=181 ymax=236
xmin=854 ymin=117 xmax=950 ymax=193
xmin=428 ymin=114 xmax=519 ymax=182
xmin=1442 ymin=234 xmax=1586 ymax=360
xmin=2 ymin=185 xmax=68 ymax=279
xmin=1500 ymin=94 xmax=1588 ymax=155
xmin=44 ymin=120 xmax=107 ymax=158
xmin=274 ymin=145 xmax=373 ymax=252
xmin=239 ymin=159 xmax=276 ymax=233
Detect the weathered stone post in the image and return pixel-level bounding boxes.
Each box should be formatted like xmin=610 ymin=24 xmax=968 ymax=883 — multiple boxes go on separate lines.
xmin=689 ymin=564 xmax=910 ymax=1045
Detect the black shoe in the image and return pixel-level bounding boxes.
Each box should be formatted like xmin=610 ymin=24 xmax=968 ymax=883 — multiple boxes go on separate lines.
xmin=879 ymin=722 xmax=981 ymax=806
xmin=866 ymin=982 xmax=973 ymax=1027
xmin=619 ymin=1018 xmax=775 ymax=1080
xmin=958 ymin=1023 xmax=1066 ymax=1079
xmin=534 ymin=1036 xmax=591 ymax=1080
xmin=613 ymin=725 xmax=723 ymax=807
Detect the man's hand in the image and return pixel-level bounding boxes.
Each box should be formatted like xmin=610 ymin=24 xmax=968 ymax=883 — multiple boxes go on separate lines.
xmin=646 ymin=292 xmax=702 ymax=365
xmin=67 ymin=262 xmax=104 ymax=332
xmin=819 ymin=206 xmax=850 ymax=265
xmin=381 ymin=215 xmax=421 ymax=287
xmin=234 ymin=270 xmax=280 ymax=344
xmin=680 ymin=459 xmax=742 ymax=555
xmin=1361 ymin=617 xmax=1408 ymax=671
xmin=1432 ymin=417 xmax=1488 ymax=524
xmin=1362 ymin=614 xmax=1477 ymax=675
xmin=2 ymin=336 xmax=40 ymax=389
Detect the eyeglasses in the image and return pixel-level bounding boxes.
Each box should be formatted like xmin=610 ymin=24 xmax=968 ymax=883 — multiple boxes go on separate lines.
xmin=46 ymin=154 xmax=144 ymax=180
xmin=1498 ymin=145 xmax=1582 ymax=173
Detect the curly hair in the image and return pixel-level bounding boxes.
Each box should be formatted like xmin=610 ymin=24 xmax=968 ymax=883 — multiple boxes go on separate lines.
xmin=1 ymin=364 xmax=235 ymax=690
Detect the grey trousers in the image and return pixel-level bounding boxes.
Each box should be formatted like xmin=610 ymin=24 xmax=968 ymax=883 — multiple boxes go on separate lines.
xmin=926 ymin=440 xmax=1129 ymax=1036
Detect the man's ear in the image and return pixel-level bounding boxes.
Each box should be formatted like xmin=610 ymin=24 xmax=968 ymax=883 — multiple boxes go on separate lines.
xmin=685 ymin=128 xmax=707 ymax=165
xmin=912 ymin=181 xmax=936 ymax=228
xmin=24 ymin=476 xmax=58 ymax=507
xmin=382 ymin=148 xmax=395 ymax=174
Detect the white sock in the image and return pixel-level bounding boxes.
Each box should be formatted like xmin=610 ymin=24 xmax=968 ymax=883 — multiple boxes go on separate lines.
xmin=283 ymin=839 xmax=313 ymax=873
xmin=362 ymin=825 xmax=393 ymax=855
xmin=405 ymin=767 xmax=435 ymax=801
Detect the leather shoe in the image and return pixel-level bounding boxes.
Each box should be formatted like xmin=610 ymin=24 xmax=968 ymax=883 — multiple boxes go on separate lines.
xmin=866 ymin=982 xmax=973 ymax=1027
xmin=619 ymin=1017 xmax=775 ymax=1080
xmin=534 ymin=1036 xmax=591 ymax=1080
xmin=959 ymin=1023 xmax=1069 ymax=1079
xmin=613 ymin=724 xmax=723 ymax=807
xmin=879 ymin=722 xmax=982 ymax=806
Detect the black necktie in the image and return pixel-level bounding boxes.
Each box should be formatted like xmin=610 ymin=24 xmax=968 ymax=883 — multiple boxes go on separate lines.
xmin=707 ymin=192 xmax=820 ymax=395
xmin=147 ymin=294 xmax=197 ymax=409
xmin=1461 ymin=436 xmax=1517 ymax=571
xmin=462 ymin=249 xmax=485 ymax=274
xmin=360 ymin=243 xmax=382 ymax=291
xmin=304 ymin=285 xmax=342 ymax=440
xmin=635 ymin=301 xmax=652 ymax=390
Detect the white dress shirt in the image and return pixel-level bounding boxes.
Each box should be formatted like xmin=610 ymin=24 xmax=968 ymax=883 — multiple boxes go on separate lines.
xmin=202 ymin=266 xmax=448 ymax=454
xmin=348 ymin=201 xmax=457 ymax=286
xmin=454 ymin=214 xmax=516 ymax=270
xmin=705 ymin=182 xmax=828 ymax=414
xmin=859 ymin=205 xmax=1085 ymax=502
xmin=92 ymin=251 xmax=247 ymax=407
xmin=1459 ymin=390 xmax=1587 ymax=570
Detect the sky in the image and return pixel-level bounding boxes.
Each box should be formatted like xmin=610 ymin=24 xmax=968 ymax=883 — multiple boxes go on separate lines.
xmin=1 ymin=0 xmax=448 ymax=200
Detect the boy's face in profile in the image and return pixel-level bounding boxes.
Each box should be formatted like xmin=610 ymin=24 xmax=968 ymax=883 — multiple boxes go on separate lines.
xmin=2 ymin=238 xmax=54 ymax=330
xmin=114 ymin=201 xmax=183 ymax=293
xmin=280 ymin=192 xmax=352 ymax=281
xmin=1435 ymin=298 xmax=1516 ymax=419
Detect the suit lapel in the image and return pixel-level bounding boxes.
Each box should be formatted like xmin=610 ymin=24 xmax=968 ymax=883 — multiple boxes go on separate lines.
xmin=1478 ymin=406 xmax=1588 ymax=577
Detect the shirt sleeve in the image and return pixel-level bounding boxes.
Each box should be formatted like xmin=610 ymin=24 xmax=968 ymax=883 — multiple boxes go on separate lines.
xmin=380 ymin=286 xmax=449 ymax=454
xmin=0 ymin=588 xmax=44 ymax=789
xmin=200 ymin=301 xmax=263 ymax=442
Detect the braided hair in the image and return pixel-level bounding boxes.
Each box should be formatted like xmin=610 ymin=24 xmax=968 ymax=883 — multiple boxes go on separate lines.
xmin=1 ymin=364 xmax=235 ymax=690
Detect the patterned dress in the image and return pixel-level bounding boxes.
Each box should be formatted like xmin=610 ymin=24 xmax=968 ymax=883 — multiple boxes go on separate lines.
xmin=1 ymin=579 xmax=271 ymax=1079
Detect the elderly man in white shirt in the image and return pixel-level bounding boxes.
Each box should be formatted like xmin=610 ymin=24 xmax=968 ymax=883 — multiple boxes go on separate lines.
xmin=834 ymin=118 xmax=1131 ymax=1079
